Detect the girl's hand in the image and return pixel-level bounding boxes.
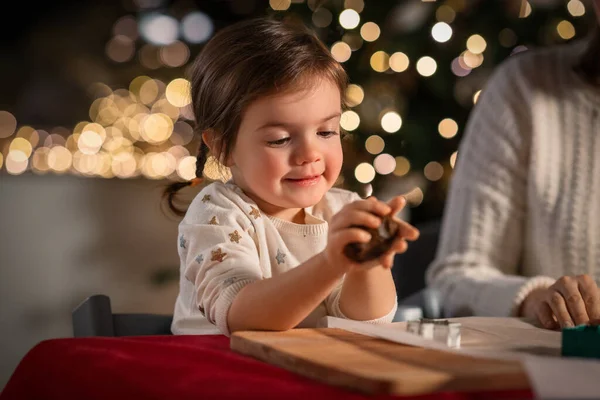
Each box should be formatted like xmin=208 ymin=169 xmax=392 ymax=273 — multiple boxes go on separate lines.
xmin=520 ymin=274 xmax=600 ymax=329
xmin=324 ymin=196 xmax=419 ymax=272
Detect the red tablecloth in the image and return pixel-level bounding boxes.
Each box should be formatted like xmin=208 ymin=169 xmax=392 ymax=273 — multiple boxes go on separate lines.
xmin=1 ymin=335 xmax=533 ymax=400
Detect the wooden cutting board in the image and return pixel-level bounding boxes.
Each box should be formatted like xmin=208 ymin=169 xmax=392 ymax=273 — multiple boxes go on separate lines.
xmin=230 ymin=328 xmax=530 ymax=395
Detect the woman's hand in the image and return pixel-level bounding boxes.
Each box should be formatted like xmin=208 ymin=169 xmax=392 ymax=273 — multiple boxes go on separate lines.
xmin=324 ymin=196 xmax=419 ymax=272
xmin=520 ymin=274 xmax=600 ymax=329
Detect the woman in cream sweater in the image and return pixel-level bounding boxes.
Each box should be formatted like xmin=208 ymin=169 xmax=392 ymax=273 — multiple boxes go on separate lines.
xmin=427 ymin=2 xmax=600 ymax=330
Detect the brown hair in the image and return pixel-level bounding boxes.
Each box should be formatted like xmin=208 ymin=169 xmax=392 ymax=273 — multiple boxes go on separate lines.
xmin=163 ymin=17 xmax=348 ymax=216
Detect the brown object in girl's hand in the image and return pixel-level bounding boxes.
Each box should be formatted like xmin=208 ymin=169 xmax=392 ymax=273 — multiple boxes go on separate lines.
xmin=343 ymin=214 xmax=401 ymax=263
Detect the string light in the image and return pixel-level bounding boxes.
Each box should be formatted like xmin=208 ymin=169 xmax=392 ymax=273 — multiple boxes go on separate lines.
xmin=380 ymin=111 xmax=402 ymax=133
xmin=365 ymin=135 xmax=385 ymax=154
xmin=340 ymin=110 xmax=360 ymax=131
xmin=370 ymin=51 xmax=389 ymax=72
xmin=432 ymin=22 xmax=452 ymax=43
xmin=360 ymin=22 xmax=380 ymax=42
xmin=424 ymin=161 xmax=444 ymax=181
xmin=557 ymin=20 xmax=576 ymax=40
xmin=450 ymin=151 xmax=458 ymax=168
xmin=345 ymin=84 xmax=364 ymax=107
xmin=354 ymin=162 xmax=375 ymax=183
xmin=393 ymin=156 xmax=410 ymax=177
xmin=339 ymin=9 xmax=360 ymax=29
xmin=331 ymin=41 xmax=352 ymax=62
xmin=390 ymin=52 xmax=409 ymax=72
xmin=416 ymin=56 xmax=437 ymax=77
xmin=269 ymin=0 xmax=291 ymax=11
xmin=438 ymin=118 xmax=458 ymax=139
xmin=567 ymin=0 xmax=585 ymax=17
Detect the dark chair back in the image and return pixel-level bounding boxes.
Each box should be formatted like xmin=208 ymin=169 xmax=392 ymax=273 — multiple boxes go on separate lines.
xmin=72 ymin=294 xmax=173 ymax=337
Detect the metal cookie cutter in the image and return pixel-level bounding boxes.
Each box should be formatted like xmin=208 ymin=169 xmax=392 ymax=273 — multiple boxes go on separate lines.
xmin=406 ymin=318 xmax=461 ymax=348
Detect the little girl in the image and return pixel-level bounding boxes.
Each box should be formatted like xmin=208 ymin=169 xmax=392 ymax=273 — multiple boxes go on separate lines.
xmin=165 ymin=17 xmax=420 ymax=336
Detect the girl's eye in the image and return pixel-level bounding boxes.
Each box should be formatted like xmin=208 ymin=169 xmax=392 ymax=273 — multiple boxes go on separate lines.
xmin=266 ymin=137 xmax=290 ymax=147
xmin=318 ymin=131 xmax=339 ymax=138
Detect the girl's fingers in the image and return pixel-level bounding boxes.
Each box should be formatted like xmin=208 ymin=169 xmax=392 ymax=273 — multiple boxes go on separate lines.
xmin=395 ymin=220 xmax=420 ymax=241
xmin=546 ymin=291 xmax=574 ymax=328
xmin=388 ymin=196 xmax=406 ymax=215
xmin=333 ymin=228 xmax=372 ymax=246
xmin=536 ymin=301 xmax=558 ymax=330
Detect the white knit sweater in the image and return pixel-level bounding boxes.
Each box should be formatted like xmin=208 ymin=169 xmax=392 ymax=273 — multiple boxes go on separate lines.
xmin=426 ymin=39 xmax=600 ymax=318
xmin=172 ymin=181 xmax=397 ymax=336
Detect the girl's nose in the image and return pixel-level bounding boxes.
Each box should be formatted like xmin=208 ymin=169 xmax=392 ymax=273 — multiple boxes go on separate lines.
xmin=293 ymin=137 xmax=321 ymax=165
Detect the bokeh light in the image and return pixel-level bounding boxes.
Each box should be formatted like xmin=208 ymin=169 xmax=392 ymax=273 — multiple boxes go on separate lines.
xmin=354 ymin=162 xmax=375 ymax=183
xmin=339 ymin=9 xmax=360 ymax=29
xmin=416 ymin=56 xmax=437 ymax=77
xmin=438 ymin=118 xmax=458 ymax=139
xmin=0 ymin=111 xmax=17 ymax=138
xmin=380 ymin=111 xmax=402 ymax=133
xmin=331 ymin=41 xmax=352 ymax=62
xmin=393 ymin=156 xmax=411 ymax=177
xmin=360 ymin=22 xmax=380 ymax=42
xmin=370 ymin=51 xmax=390 ymax=72
xmin=181 ymin=11 xmax=214 ymax=43
xmin=374 ymin=153 xmax=396 ymax=175
xmin=424 ymin=161 xmax=444 ymax=181
xmin=340 ymin=110 xmax=360 ymax=131
xmin=432 ymin=22 xmax=452 ymax=43
xmin=345 ymin=84 xmax=364 ymax=107
xmin=390 ymin=52 xmax=409 ymax=72
xmin=365 ymin=135 xmax=384 ymax=155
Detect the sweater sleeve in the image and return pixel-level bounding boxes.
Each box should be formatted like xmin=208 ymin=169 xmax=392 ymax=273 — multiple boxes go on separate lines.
xmin=425 ymin=56 xmax=555 ymax=318
xmin=179 ymin=187 xmax=263 ymax=336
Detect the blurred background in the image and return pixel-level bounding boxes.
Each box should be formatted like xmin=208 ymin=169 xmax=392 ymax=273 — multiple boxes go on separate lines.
xmin=0 ymin=0 xmax=596 ymax=389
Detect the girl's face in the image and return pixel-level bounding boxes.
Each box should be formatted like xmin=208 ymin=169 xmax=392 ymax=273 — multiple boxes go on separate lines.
xmin=227 ymin=78 xmax=343 ymax=222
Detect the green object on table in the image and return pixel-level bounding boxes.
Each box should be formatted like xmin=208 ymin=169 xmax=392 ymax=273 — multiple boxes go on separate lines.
xmin=561 ymin=324 xmax=600 ymax=359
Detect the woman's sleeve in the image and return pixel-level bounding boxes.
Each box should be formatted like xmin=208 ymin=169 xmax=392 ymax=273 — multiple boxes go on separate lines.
xmin=178 ymin=192 xmax=263 ymax=336
xmin=425 ymin=57 xmax=555 ymax=318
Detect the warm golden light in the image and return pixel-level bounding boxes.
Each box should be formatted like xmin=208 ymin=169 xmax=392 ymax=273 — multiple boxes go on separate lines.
xmin=557 ymin=20 xmax=576 ymax=40
xmin=106 ymin=35 xmax=135 ymax=63
xmin=331 ymin=41 xmax=352 ymax=63
xmin=360 ymin=22 xmax=380 ymax=42
xmin=424 ymin=161 xmax=444 ymax=181
xmin=48 ymin=146 xmax=72 ymax=173
xmin=374 ymin=153 xmax=396 ymax=175
xmin=404 ymin=187 xmax=424 ymax=207
xmin=416 ymin=56 xmax=437 ymax=77
xmin=344 ymin=0 xmax=364 ymax=13
xmin=139 ymin=79 xmax=160 ymax=105
xmin=438 ymin=118 xmax=458 ymax=139
xmin=436 ymin=5 xmax=456 ymax=23
xmin=345 ymin=84 xmax=364 ymax=107
xmin=466 ymin=34 xmax=487 ymax=54
xmin=370 ymin=51 xmax=390 ymax=72
xmin=473 ymin=90 xmax=482 ymax=104
xmin=177 ymin=156 xmax=196 ymax=180
xmin=390 ymin=52 xmax=409 ymax=72
xmin=340 ymin=110 xmax=360 ymax=131
xmin=165 ymin=78 xmax=192 ymax=108
xmin=10 ymin=137 xmax=33 ymax=158
xmin=393 ymin=156 xmax=410 ymax=176
xmin=365 ymin=135 xmax=385 ymax=155
xmin=354 ymin=162 xmax=375 ymax=183
xmin=381 ymin=111 xmax=402 ymax=133
xmin=450 ymin=151 xmax=458 ymax=168
xmin=0 ymin=110 xmax=17 ymax=138
xmin=269 ymin=0 xmax=291 ymax=11
xmin=567 ymin=0 xmax=585 ymax=17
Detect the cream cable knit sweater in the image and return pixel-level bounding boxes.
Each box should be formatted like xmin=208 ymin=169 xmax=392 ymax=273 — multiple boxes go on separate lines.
xmin=426 ymin=39 xmax=600 ymax=318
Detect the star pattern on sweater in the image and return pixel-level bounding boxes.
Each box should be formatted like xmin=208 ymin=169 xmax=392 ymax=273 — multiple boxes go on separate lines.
xmin=201 ymin=194 xmax=211 ymax=203
xmin=211 ymin=248 xmax=227 ymax=262
xmin=223 ymin=277 xmax=239 ymax=286
xmin=249 ymin=206 xmax=261 ymax=219
xmin=179 ymin=235 xmax=186 ymax=249
xmin=229 ymin=230 xmax=241 ymax=243
xmin=195 ymin=254 xmax=204 ymax=264
xmin=275 ymin=248 xmax=286 ymax=265
xmin=209 ymin=216 xmax=219 ymax=225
